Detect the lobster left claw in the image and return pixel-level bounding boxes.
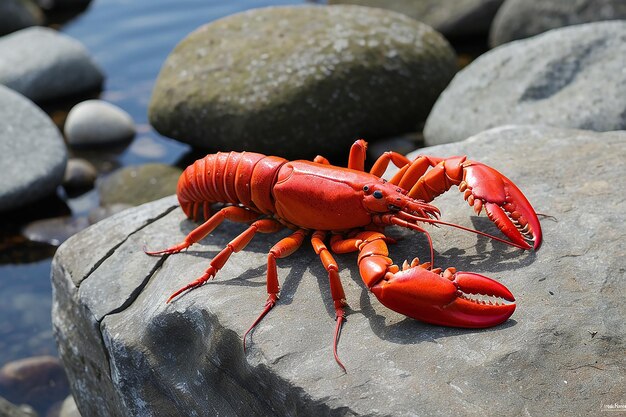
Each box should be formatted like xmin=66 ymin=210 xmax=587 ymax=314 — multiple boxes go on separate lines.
xmin=459 ymin=161 xmax=542 ymax=250
xmin=369 ymin=261 xmax=516 ymax=328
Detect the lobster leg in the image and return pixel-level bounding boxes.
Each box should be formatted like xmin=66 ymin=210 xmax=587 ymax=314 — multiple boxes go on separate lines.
xmin=166 ymin=218 xmax=283 ymax=302
xmin=311 ymin=231 xmax=348 ymax=372
xmin=243 ymin=228 xmax=307 ymax=349
xmin=334 ymin=231 xmax=517 ymax=328
xmin=145 ymin=205 xmax=260 ymax=255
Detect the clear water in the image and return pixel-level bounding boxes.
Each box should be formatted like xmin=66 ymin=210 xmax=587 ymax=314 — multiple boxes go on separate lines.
xmin=0 ymin=0 xmax=310 ymax=368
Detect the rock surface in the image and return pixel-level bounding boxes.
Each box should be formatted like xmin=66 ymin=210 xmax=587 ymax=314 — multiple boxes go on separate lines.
xmin=64 ymin=100 xmax=136 ymax=148
xmin=0 ymin=0 xmax=43 ymax=36
xmin=424 ymin=21 xmax=626 ymax=145
xmin=490 ymin=0 xmax=626 ymax=47
xmin=149 ymin=5 xmax=456 ymax=160
xmin=0 ymin=27 xmax=103 ymax=102
xmin=0 ymin=85 xmax=67 ymax=212
xmin=329 ymin=0 xmax=504 ymax=38
xmin=52 ymin=125 xmax=625 ymax=416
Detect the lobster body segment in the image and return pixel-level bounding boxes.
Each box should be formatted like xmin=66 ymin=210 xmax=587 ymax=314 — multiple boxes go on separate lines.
xmin=274 ymin=161 xmax=382 ymax=230
xmin=147 ymin=140 xmax=542 ymax=371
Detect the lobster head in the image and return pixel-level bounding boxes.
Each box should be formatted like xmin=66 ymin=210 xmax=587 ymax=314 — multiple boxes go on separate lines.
xmin=361 ymin=182 xmax=440 ymax=220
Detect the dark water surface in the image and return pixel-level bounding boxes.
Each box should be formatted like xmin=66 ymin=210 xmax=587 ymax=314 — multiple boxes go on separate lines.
xmin=0 ymin=0 xmax=309 ymax=366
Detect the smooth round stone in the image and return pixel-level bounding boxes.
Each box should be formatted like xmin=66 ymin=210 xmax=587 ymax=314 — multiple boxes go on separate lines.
xmin=0 ymin=0 xmax=43 ymax=36
xmin=424 ymin=21 xmax=626 ymax=145
xmin=63 ymin=157 xmax=98 ymax=191
xmin=490 ymin=0 xmax=626 ymax=47
xmin=0 ymin=27 xmax=103 ymax=102
xmin=64 ymin=100 xmax=136 ymax=147
xmin=21 ymin=216 xmax=90 ymax=246
xmin=0 ymin=85 xmax=67 ymax=212
xmin=0 ymin=355 xmax=69 ymax=415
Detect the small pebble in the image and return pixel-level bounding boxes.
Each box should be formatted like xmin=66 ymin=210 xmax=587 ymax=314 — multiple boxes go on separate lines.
xmin=64 ymin=100 xmax=135 ymax=148
xmin=63 ymin=158 xmax=98 ymax=192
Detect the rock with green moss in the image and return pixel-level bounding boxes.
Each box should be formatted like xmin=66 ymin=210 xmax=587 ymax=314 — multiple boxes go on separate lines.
xmin=149 ymin=5 xmax=456 ymax=160
xmin=97 ymin=164 xmax=182 ymax=207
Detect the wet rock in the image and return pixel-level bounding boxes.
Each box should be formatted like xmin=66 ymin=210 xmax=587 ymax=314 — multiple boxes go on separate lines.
xmin=0 ymin=0 xmax=43 ymax=36
xmin=62 ymin=158 xmax=97 ymax=192
xmin=57 ymin=396 xmax=80 ymax=417
xmin=64 ymin=100 xmax=135 ymax=148
xmin=21 ymin=216 xmax=90 ymax=246
xmin=97 ymin=164 xmax=182 ymax=207
xmin=329 ymin=0 xmax=504 ymax=38
xmin=366 ymin=132 xmax=422 ymax=161
xmin=424 ymin=21 xmax=626 ymax=145
xmin=0 ymin=396 xmax=37 ymax=417
xmin=52 ymin=126 xmax=625 ymax=416
xmin=0 ymin=356 xmax=68 ymax=415
xmin=0 ymin=85 xmax=67 ymax=212
xmin=0 ymin=27 xmax=103 ymax=102
xmin=149 ymin=5 xmax=456 ymax=160
xmin=490 ymin=0 xmax=626 ymax=47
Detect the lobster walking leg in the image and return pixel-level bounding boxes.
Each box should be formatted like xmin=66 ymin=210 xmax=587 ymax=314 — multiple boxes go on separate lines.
xmin=311 ymin=231 xmax=348 ymax=372
xmin=243 ymin=228 xmax=308 ymax=349
xmin=145 ymin=206 xmax=261 ymax=255
xmin=166 ymin=218 xmax=283 ymax=302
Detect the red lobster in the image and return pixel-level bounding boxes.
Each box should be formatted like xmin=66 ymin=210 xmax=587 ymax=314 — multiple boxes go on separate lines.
xmin=146 ymin=139 xmax=542 ymax=371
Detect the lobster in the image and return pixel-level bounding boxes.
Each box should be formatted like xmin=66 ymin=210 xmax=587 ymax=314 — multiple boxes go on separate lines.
xmin=146 ymin=139 xmax=542 ymax=371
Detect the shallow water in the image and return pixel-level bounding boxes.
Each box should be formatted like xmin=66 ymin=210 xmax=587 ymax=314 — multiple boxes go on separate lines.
xmin=0 ymin=0 xmax=309 ymax=368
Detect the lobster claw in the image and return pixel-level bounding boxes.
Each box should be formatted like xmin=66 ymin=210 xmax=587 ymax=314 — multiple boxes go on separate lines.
xmin=369 ymin=263 xmax=516 ymax=328
xmin=462 ymin=162 xmax=542 ymax=250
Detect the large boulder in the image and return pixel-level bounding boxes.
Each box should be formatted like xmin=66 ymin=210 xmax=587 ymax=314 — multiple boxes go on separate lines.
xmin=424 ymin=21 xmax=626 ymax=145
xmin=0 ymin=27 xmax=103 ymax=102
xmin=0 ymin=85 xmax=67 ymax=212
xmin=52 ymin=125 xmax=624 ymax=416
xmin=328 ymin=0 xmax=504 ymax=38
xmin=149 ymin=5 xmax=456 ymax=160
xmin=490 ymin=0 xmax=626 ymax=47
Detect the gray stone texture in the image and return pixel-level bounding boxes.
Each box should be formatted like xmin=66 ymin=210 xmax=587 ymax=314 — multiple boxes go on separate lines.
xmin=0 ymin=85 xmax=67 ymax=212
xmin=424 ymin=21 xmax=626 ymax=145
xmin=149 ymin=5 xmax=456 ymax=160
xmin=490 ymin=0 xmax=626 ymax=47
xmin=329 ymin=0 xmax=504 ymax=38
xmin=52 ymin=125 xmax=625 ymax=416
xmin=64 ymin=100 xmax=136 ymax=148
xmin=0 ymin=27 xmax=103 ymax=102
xmin=0 ymin=0 xmax=43 ymax=36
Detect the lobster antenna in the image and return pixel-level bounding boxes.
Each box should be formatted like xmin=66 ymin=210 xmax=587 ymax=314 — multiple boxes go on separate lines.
xmin=394 ymin=211 xmax=530 ymax=250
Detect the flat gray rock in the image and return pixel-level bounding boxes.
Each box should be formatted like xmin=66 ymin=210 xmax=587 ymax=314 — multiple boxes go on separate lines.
xmin=0 ymin=85 xmax=67 ymax=212
xmin=490 ymin=0 xmax=626 ymax=47
xmin=0 ymin=27 xmax=103 ymax=102
xmin=52 ymin=125 xmax=624 ymax=416
xmin=424 ymin=21 xmax=626 ymax=145
xmin=149 ymin=5 xmax=456 ymax=160
xmin=329 ymin=0 xmax=504 ymax=38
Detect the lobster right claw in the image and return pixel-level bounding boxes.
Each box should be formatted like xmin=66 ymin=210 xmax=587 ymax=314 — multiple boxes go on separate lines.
xmin=367 ymin=261 xmax=516 ymax=328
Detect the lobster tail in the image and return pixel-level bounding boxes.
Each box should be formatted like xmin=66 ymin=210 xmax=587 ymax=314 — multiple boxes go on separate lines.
xmin=176 ymin=151 xmax=285 ymax=221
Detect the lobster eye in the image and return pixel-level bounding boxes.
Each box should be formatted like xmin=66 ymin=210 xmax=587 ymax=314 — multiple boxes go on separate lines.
xmin=373 ymin=190 xmax=383 ymax=199
xmin=363 ymin=185 xmax=370 ymax=192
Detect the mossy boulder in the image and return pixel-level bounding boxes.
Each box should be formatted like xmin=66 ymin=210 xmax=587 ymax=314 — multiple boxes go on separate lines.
xmin=149 ymin=5 xmax=456 ymax=159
